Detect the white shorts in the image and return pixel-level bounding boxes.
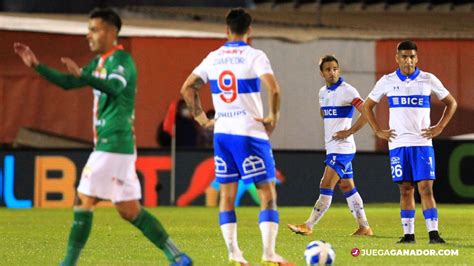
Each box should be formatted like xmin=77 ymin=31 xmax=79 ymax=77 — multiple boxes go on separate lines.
xmin=77 ymin=151 xmax=142 ymax=203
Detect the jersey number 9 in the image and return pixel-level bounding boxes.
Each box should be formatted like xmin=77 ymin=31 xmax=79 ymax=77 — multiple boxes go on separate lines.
xmin=218 ymin=70 xmax=237 ymax=103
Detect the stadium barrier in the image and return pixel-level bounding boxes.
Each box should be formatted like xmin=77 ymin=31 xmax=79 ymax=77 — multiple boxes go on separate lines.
xmin=1 ymin=140 xmax=471 ymax=208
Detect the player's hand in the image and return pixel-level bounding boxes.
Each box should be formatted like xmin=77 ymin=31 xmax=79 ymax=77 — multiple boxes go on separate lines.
xmin=13 ymin=42 xmax=39 ymax=67
xmin=195 ymin=112 xmax=215 ymax=129
xmin=255 ymin=116 xmax=276 ymax=136
xmin=201 ymin=118 xmax=216 ymax=129
xmin=61 ymin=57 xmax=81 ymax=77
xmin=375 ymin=129 xmax=397 ymax=142
xmin=421 ymin=125 xmax=443 ymax=139
xmin=332 ymin=129 xmax=353 ymax=140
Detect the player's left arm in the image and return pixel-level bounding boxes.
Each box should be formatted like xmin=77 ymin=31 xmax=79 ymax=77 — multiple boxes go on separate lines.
xmin=421 ymin=94 xmax=457 ymax=139
xmin=180 ymin=73 xmax=214 ymax=128
xmin=332 ymin=98 xmax=367 ymax=140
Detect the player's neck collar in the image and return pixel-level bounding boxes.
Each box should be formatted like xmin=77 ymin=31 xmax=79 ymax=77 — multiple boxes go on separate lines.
xmin=327 ymin=77 xmax=344 ymax=91
xmin=98 ymin=44 xmax=124 ymax=67
xmin=396 ymin=67 xmax=420 ymax=81
xmin=100 ymin=44 xmax=124 ymax=59
xmin=224 ymin=41 xmax=248 ymax=47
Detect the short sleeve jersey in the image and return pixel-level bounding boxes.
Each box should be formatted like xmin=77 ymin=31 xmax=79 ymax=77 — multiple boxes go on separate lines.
xmin=81 ymin=48 xmax=137 ymax=154
xmin=192 ymin=41 xmax=274 ymax=140
xmin=368 ymin=68 xmax=449 ymax=150
xmin=319 ymin=78 xmax=363 ymax=154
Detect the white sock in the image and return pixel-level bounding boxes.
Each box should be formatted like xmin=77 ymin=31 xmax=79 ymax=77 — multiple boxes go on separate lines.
xmin=259 ymin=221 xmax=279 ymax=260
xmin=305 ymin=189 xmax=333 ymax=228
xmin=425 ymin=218 xmax=438 ymax=232
xmin=401 ymin=210 xmax=415 ymax=235
xmin=402 ymin=218 xmax=415 ymax=234
xmin=220 ymin=223 xmax=245 ymax=261
xmin=423 ymin=208 xmax=439 ymax=232
xmin=345 ymin=190 xmax=369 ymax=228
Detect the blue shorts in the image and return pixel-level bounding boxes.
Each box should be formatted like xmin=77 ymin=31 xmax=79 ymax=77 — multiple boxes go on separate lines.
xmin=324 ymin=153 xmax=355 ymax=179
xmin=214 ymin=133 xmax=276 ymax=185
xmin=389 ymin=146 xmax=436 ymax=183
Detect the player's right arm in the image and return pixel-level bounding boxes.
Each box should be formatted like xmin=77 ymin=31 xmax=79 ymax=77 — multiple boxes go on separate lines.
xmin=253 ymin=51 xmax=280 ymax=136
xmin=180 ymin=73 xmax=214 ymax=128
xmin=258 ymin=73 xmax=281 ymax=136
xmin=362 ymin=97 xmax=397 ymax=142
xmin=14 ymin=43 xmax=87 ymax=90
xmin=362 ymin=78 xmax=396 ymax=142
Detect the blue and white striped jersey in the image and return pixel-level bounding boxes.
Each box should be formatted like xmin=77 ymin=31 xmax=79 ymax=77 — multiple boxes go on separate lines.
xmin=319 ymin=78 xmax=363 ymax=154
xmin=192 ymin=41 xmax=274 ymax=140
xmin=368 ymin=68 xmax=450 ymax=150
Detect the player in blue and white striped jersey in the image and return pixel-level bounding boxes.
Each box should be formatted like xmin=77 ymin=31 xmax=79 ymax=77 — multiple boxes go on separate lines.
xmin=181 ymin=8 xmax=292 ymax=266
xmin=288 ymin=55 xmax=373 ymax=237
xmin=363 ymin=40 xmax=457 ymax=244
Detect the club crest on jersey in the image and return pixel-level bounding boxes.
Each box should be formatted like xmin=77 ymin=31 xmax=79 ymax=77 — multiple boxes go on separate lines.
xmin=242 ymin=155 xmax=265 ymax=175
xmin=93 ymin=67 xmax=107 ymax=80
xmin=391 ymin=156 xmax=401 ymax=165
xmin=214 ymin=156 xmax=227 ymax=173
xmin=116 ymin=65 xmax=125 ymax=75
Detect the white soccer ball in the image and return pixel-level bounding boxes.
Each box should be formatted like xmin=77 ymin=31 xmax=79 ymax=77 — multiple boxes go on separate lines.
xmin=304 ymin=240 xmax=336 ymax=265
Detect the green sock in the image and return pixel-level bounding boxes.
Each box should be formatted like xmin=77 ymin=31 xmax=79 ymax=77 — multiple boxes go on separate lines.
xmin=131 ymin=209 xmax=182 ymax=262
xmin=62 ymin=209 xmax=93 ymax=266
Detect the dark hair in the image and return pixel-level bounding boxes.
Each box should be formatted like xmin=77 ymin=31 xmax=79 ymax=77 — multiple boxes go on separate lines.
xmin=226 ymin=8 xmax=252 ymax=35
xmin=397 ymin=40 xmax=417 ymax=51
xmin=90 ymin=8 xmax=122 ymax=33
xmin=318 ymin=55 xmax=339 ymax=71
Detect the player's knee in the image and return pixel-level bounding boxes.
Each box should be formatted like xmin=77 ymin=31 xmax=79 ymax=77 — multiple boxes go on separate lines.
xmin=74 ymin=193 xmax=97 ymax=209
xmin=260 ymin=198 xmax=277 ymax=210
xmin=118 ymin=209 xmax=139 ymax=221
xmin=418 ymin=185 xmax=433 ymax=197
xmin=399 ymin=188 xmax=414 ymax=198
xmin=338 ymin=181 xmax=353 ymax=192
xmin=220 ymin=194 xmax=235 ymax=209
xmin=257 ymin=188 xmax=277 ymax=208
xmin=399 ymin=183 xmax=414 ymax=192
xmin=320 ymin=178 xmax=331 ymax=188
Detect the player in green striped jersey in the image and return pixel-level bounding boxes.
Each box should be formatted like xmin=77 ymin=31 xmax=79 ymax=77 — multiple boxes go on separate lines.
xmin=14 ymin=8 xmax=191 ymax=266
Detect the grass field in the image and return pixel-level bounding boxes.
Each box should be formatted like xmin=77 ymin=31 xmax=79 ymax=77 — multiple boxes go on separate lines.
xmin=1 ymin=204 xmax=473 ymax=265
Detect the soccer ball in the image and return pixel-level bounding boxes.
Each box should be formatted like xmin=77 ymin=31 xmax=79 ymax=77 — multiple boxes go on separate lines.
xmin=304 ymin=240 xmax=335 ymax=265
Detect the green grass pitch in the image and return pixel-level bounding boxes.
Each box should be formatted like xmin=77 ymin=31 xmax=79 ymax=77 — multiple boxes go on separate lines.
xmin=1 ymin=204 xmax=473 ymax=265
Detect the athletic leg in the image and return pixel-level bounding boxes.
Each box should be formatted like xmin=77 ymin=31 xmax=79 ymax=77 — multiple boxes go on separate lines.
xmin=398 ymin=182 xmax=416 ymax=243
xmin=61 ymin=193 xmax=98 ymax=266
xmin=417 ymin=180 xmax=444 ymax=243
xmin=257 ymin=181 xmax=292 ymax=265
xmin=219 ymin=182 xmax=248 ymax=264
xmin=339 ymin=179 xmax=372 ymax=236
xmin=116 ymin=200 xmax=191 ymax=264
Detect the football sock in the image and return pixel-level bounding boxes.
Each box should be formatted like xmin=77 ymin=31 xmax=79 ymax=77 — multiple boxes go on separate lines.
xmin=305 ymin=188 xmax=333 ymax=228
xmin=259 ymin=209 xmax=279 ymax=260
xmin=62 ymin=209 xmax=93 ymax=266
xmin=219 ymin=210 xmax=245 ymax=261
xmin=401 ymin=209 xmax=415 ymax=235
xmin=344 ymin=187 xmax=369 ymax=228
xmin=423 ymin=208 xmax=439 ymax=232
xmin=131 ymin=208 xmax=180 ymax=262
